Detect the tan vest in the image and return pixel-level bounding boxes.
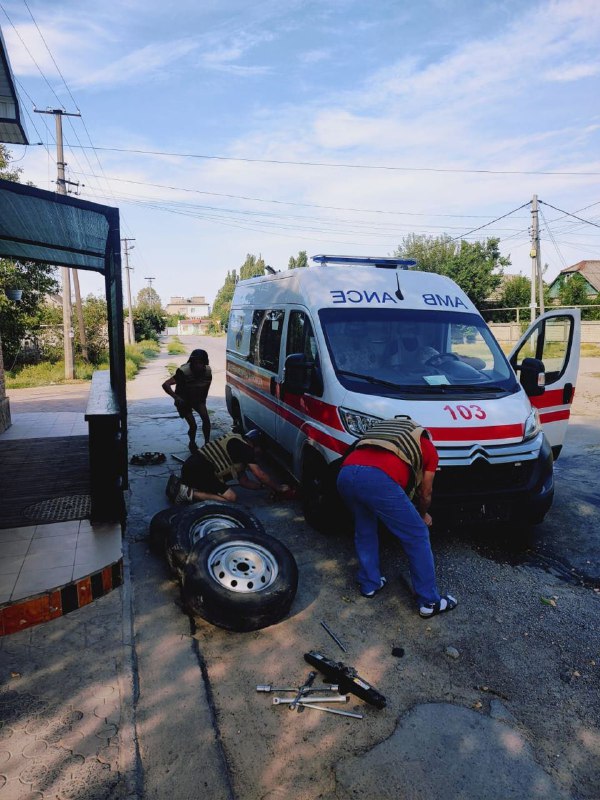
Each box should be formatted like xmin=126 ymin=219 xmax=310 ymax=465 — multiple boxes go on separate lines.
xmin=355 ymin=418 xmax=429 ymax=498
xmin=199 ymin=433 xmax=247 ymax=481
xmin=176 ymin=363 xmax=212 ymax=399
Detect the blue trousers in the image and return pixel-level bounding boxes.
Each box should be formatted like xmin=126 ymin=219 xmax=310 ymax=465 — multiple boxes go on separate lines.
xmin=337 ymin=465 xmax=441 ymax=606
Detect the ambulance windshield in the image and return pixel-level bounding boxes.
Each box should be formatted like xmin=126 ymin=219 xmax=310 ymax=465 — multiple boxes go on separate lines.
xmin=319 ymin=308 xmax=519 ymax=396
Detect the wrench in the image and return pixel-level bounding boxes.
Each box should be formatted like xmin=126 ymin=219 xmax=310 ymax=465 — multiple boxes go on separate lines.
xmin=256 ymin=684 xmax=339 ymax=693
xmin=289 ymin=671 xmax=317 ymax=711
xmin=272 ymin=695 xmax=349 ymax=705
xmin=298 ymin=703 xmax=363 ymax=719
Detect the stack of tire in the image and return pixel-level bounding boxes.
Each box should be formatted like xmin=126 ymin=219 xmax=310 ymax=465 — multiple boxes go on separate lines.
xmin=149 ymin=502 xmax=298 ymax=632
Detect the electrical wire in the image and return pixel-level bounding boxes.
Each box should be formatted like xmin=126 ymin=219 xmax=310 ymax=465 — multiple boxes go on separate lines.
xmin=539 ymin=201 xmax=600 ymax=231
xmin=450 ymin=202 xmax=531 ymax=242
xmin=62 ymin=143 xmax=600 ymax=176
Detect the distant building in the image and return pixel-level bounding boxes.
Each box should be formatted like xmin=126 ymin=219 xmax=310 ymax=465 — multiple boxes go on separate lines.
xmin=548 ymin=260 xmax=600 ymax=300
xmin=165 ymin=296 xmax=210 ymax=318
xmin=176 ymin=317 xmax=210 ymax=335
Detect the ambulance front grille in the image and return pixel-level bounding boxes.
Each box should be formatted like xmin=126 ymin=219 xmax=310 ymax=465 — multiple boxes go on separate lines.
xmin=434 ymin=458 xmax=535 ymax=495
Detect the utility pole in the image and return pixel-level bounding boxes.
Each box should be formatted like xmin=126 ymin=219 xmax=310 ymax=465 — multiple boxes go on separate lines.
xmin=34 ymin=108 xmax=85 ymax=377
xmin=530 ymin=194 xmax=540 ymax=322
xmin=144 ymin=276 xmax=155 ymax=290
xmin=121 ymin=239 xmax=136 ymax=344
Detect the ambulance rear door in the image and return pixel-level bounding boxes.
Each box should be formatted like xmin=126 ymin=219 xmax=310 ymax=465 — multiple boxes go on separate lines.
xmin=509 ymin=308 xmax=580 ymax=457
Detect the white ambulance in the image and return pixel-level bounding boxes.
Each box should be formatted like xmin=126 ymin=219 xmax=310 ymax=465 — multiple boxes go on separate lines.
xmin=225 ymin=255 xmax=580 ymax=531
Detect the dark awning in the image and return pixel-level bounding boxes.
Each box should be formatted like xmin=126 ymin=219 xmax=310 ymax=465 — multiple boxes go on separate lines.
xmin=0 ymin=178 xmax=118 ymax=271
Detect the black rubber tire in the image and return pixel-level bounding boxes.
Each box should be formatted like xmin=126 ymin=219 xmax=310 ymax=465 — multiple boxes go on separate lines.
xmin=301 ymin=452 xmax=351 ymax=534
xmin=165 ymin=501 xmax=265 ymax=577
xmin=148 ymin=507 xmax=183 ymax=555
xmin=181 ymin=528 xmax=298 ymax=632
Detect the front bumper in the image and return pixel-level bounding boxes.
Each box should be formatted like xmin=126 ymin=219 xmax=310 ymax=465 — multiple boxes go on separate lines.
xmin=431 ymin=434 xmax=554 ymax=526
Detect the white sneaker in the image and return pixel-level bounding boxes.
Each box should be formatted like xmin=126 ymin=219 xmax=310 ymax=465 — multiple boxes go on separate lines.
xmin=174 ymin=480 xmax=194 ymax=504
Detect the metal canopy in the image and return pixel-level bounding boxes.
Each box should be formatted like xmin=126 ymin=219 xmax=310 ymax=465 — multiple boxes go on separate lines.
xmin=0 ymin=27 xmax=28 ymax=145
xmin=0 ymin=177 xmax=127 ymax=489
xmin=0 ymin=179 xmax=116 ymax=270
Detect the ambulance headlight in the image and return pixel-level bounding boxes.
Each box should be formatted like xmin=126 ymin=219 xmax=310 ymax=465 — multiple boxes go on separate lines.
xmin=523 ymin=408 xmax=541 ymax=441
xmin=339 ymin=408 xmax=382 ymax=437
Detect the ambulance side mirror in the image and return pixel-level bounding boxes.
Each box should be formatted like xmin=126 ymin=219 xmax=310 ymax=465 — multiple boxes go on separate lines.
xmin=518 ymin=357 xmax=545 ymax=397
xmin=284 ymin=353 xmax=313 ymax=395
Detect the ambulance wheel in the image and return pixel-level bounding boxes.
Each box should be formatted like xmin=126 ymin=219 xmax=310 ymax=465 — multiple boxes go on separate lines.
xmin=148 ymin=507 xmax=183 ymax=556
xmin=181 ymin=529 xmax=298 ymax=631
xmin=230 ymin=399 xmax=244 ymax=433
xmin=165 ymin=502 xmax=265 ymax=577
xmin=301 ymin=452 xmax=349 ymax=534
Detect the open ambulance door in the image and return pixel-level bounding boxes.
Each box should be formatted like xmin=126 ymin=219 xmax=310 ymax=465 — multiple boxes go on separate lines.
xmin=509 ymin=308 xmax=581 ymax=458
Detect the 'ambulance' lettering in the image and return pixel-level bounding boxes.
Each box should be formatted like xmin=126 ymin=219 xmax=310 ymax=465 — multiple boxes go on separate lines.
xmin=422 ymin=293 xmax=468 ymax=309
xmin=329 ymin=290 xmax=398 ymax=304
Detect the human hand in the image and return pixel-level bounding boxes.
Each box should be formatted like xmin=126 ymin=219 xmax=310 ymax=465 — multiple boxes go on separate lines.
xmin=422 ymin=512 xmax=432 ymax=527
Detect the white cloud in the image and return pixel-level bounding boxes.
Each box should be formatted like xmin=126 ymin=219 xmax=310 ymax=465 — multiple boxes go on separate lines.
xmin=544 ymin=62 xmax=600 ymax=81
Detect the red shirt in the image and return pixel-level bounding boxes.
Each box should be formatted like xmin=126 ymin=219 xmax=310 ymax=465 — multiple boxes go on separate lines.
xmin=343 ymin=435 xmax=438 ymax=489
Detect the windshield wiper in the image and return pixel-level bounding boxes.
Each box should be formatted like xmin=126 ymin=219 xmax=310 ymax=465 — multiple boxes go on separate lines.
xmin=440 ymin=384 xmax=513 ymax=394
xmin=337 ymin=372 xmax=450 ymax=393
xmin=336 ymin=370 xmax=405 ymax=390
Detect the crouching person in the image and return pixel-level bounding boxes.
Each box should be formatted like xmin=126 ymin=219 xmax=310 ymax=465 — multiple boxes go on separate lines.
xmin=166 ymin=429 xmax=292 ymax=504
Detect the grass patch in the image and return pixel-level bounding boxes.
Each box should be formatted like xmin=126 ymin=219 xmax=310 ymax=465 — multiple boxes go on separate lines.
xmin=581 ymin=343 xmax=600 ymax=357
xmin=7 ymin=337 xmax=161 ymax=388
xmin=167 ymin=337 xmax=187 ymax=355
xmin=166 ymin=363 xmax=178 ymax=377
xmin=6 ymin=359 xmax=106 ymax=388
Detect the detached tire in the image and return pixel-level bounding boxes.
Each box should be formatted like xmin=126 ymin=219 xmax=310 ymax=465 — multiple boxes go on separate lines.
xmin=148 ymin=507 xmax=183 ymax=555
xmin=181 ymin=529 xmax=298 ymax=632
xmin=165 ymin=502 xmax=265 ymax=576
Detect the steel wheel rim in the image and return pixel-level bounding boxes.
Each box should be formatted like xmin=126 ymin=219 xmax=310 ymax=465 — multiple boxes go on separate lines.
xmin=208 ymin=540 xmax=279 ymax=593
xmin=189 ymin=516 xmax=245 ymax=545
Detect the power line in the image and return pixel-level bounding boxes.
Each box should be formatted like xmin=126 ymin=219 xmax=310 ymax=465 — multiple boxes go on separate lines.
xmin=58 ymin=143 xmax=600 ymax=176
xmin=68 ymin=170 xmax=524 ymax=220
xmin=450 ymin=202 xmax=531 ymax=241
xmin=539 ymin=201 xmax=600 ymax=230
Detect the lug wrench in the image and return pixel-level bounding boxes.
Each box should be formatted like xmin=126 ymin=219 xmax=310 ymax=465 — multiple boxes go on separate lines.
xmin=289 ymin=670 xmax=317 ymax=711
xmin=298 ymin=703 xmax=363 ymax=719
xmin=256 ymin=684 xmax=339 ymax=693
xmin=272 ymin=695 xmax=349 ymax=705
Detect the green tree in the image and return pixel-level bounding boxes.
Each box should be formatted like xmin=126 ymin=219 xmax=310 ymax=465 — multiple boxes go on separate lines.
xmin=0 ymin=260 xmax=59 ymax=366
xmin=210 ymin=269 xmax=238 ymax=332
xmin=133 ymin=287 xmax=166 ymax=341
xmin=395 ymin=234 xmax=509 ymax=309
xmin=558 ymin=273 xmax=590 ymax=307
xmin=79 ymin=295 xmax=109 ymax=363
xmin=239 ymin=254 xmax=265 ymax=280
xmin=0 ymin=143 xmax=22 ymax=182
xmin=288 ymin=250 xmax=308 ymax=270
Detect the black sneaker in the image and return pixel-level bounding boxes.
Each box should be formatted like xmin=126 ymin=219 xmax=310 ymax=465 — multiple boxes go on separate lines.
xmin=166 ymin=474 xmax=179 ymax=502
xmin=360 ymin=577 xmax=387 ymax=598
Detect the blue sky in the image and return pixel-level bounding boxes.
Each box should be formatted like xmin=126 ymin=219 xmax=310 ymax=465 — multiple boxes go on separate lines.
xmin=2 ymin=0 xmax=600 ymax=305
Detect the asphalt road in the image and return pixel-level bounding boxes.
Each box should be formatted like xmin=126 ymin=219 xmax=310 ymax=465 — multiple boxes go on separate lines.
xmin=123 ymin=334 xmax=600 ymax=799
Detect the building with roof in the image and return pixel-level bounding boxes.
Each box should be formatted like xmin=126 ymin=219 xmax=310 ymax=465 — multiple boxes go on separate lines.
xmin=548 ymin=260 xmax=600 ymax=300
xmin=165 ymin=295 xmax=210 ymax=318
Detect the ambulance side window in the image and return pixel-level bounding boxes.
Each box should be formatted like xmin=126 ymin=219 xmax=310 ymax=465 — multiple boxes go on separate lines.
xmin=248 ymin=310 xmax=266 ymax=365
xmin=286 ymin=311 xmax=323 ymax=396
xmin=257 ymin=309 xmax=285 ymax=373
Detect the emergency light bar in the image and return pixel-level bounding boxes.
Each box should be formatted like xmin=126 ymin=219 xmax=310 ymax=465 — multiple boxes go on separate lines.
xmin=311 ymin=254 xmax=417 ymax=269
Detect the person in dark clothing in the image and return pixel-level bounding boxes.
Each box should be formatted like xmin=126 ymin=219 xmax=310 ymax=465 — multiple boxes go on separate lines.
xmin=336 ymin=417 xmax=457 ymax=619
xmin=162 ymin=348 xmax=212 ymax=452
xmin=166 ymin=429 xmax=293 ymax=504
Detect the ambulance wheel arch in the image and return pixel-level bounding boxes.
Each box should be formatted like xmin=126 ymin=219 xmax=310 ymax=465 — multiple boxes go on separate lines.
xmin=509 ymin=308 xmax=581 ymax=458
xmin=300 ymin=445 xmax=351 ymax=533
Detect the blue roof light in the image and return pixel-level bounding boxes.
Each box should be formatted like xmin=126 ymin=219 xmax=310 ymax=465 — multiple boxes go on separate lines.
xmin=311 ymin=254 xmax=417 ymax=269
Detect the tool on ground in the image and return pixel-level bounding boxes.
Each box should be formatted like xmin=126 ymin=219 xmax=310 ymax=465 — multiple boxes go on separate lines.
xmin=289 ymin=670 xmax=317 ymax=711
xmin=256 ymin=684 xmax=339 ymax=693
xmin=170 ymin=453 xmax=185 ymax=464
xmin=272 ymin=695 xmax=349 ymax=705
xmin=320 ymin=620 xmax=347 ymax=653
xmin=297 ymin=703 xmax=363 ymax=719
xmin=304 ymin=651 xmax=386 ymax=709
